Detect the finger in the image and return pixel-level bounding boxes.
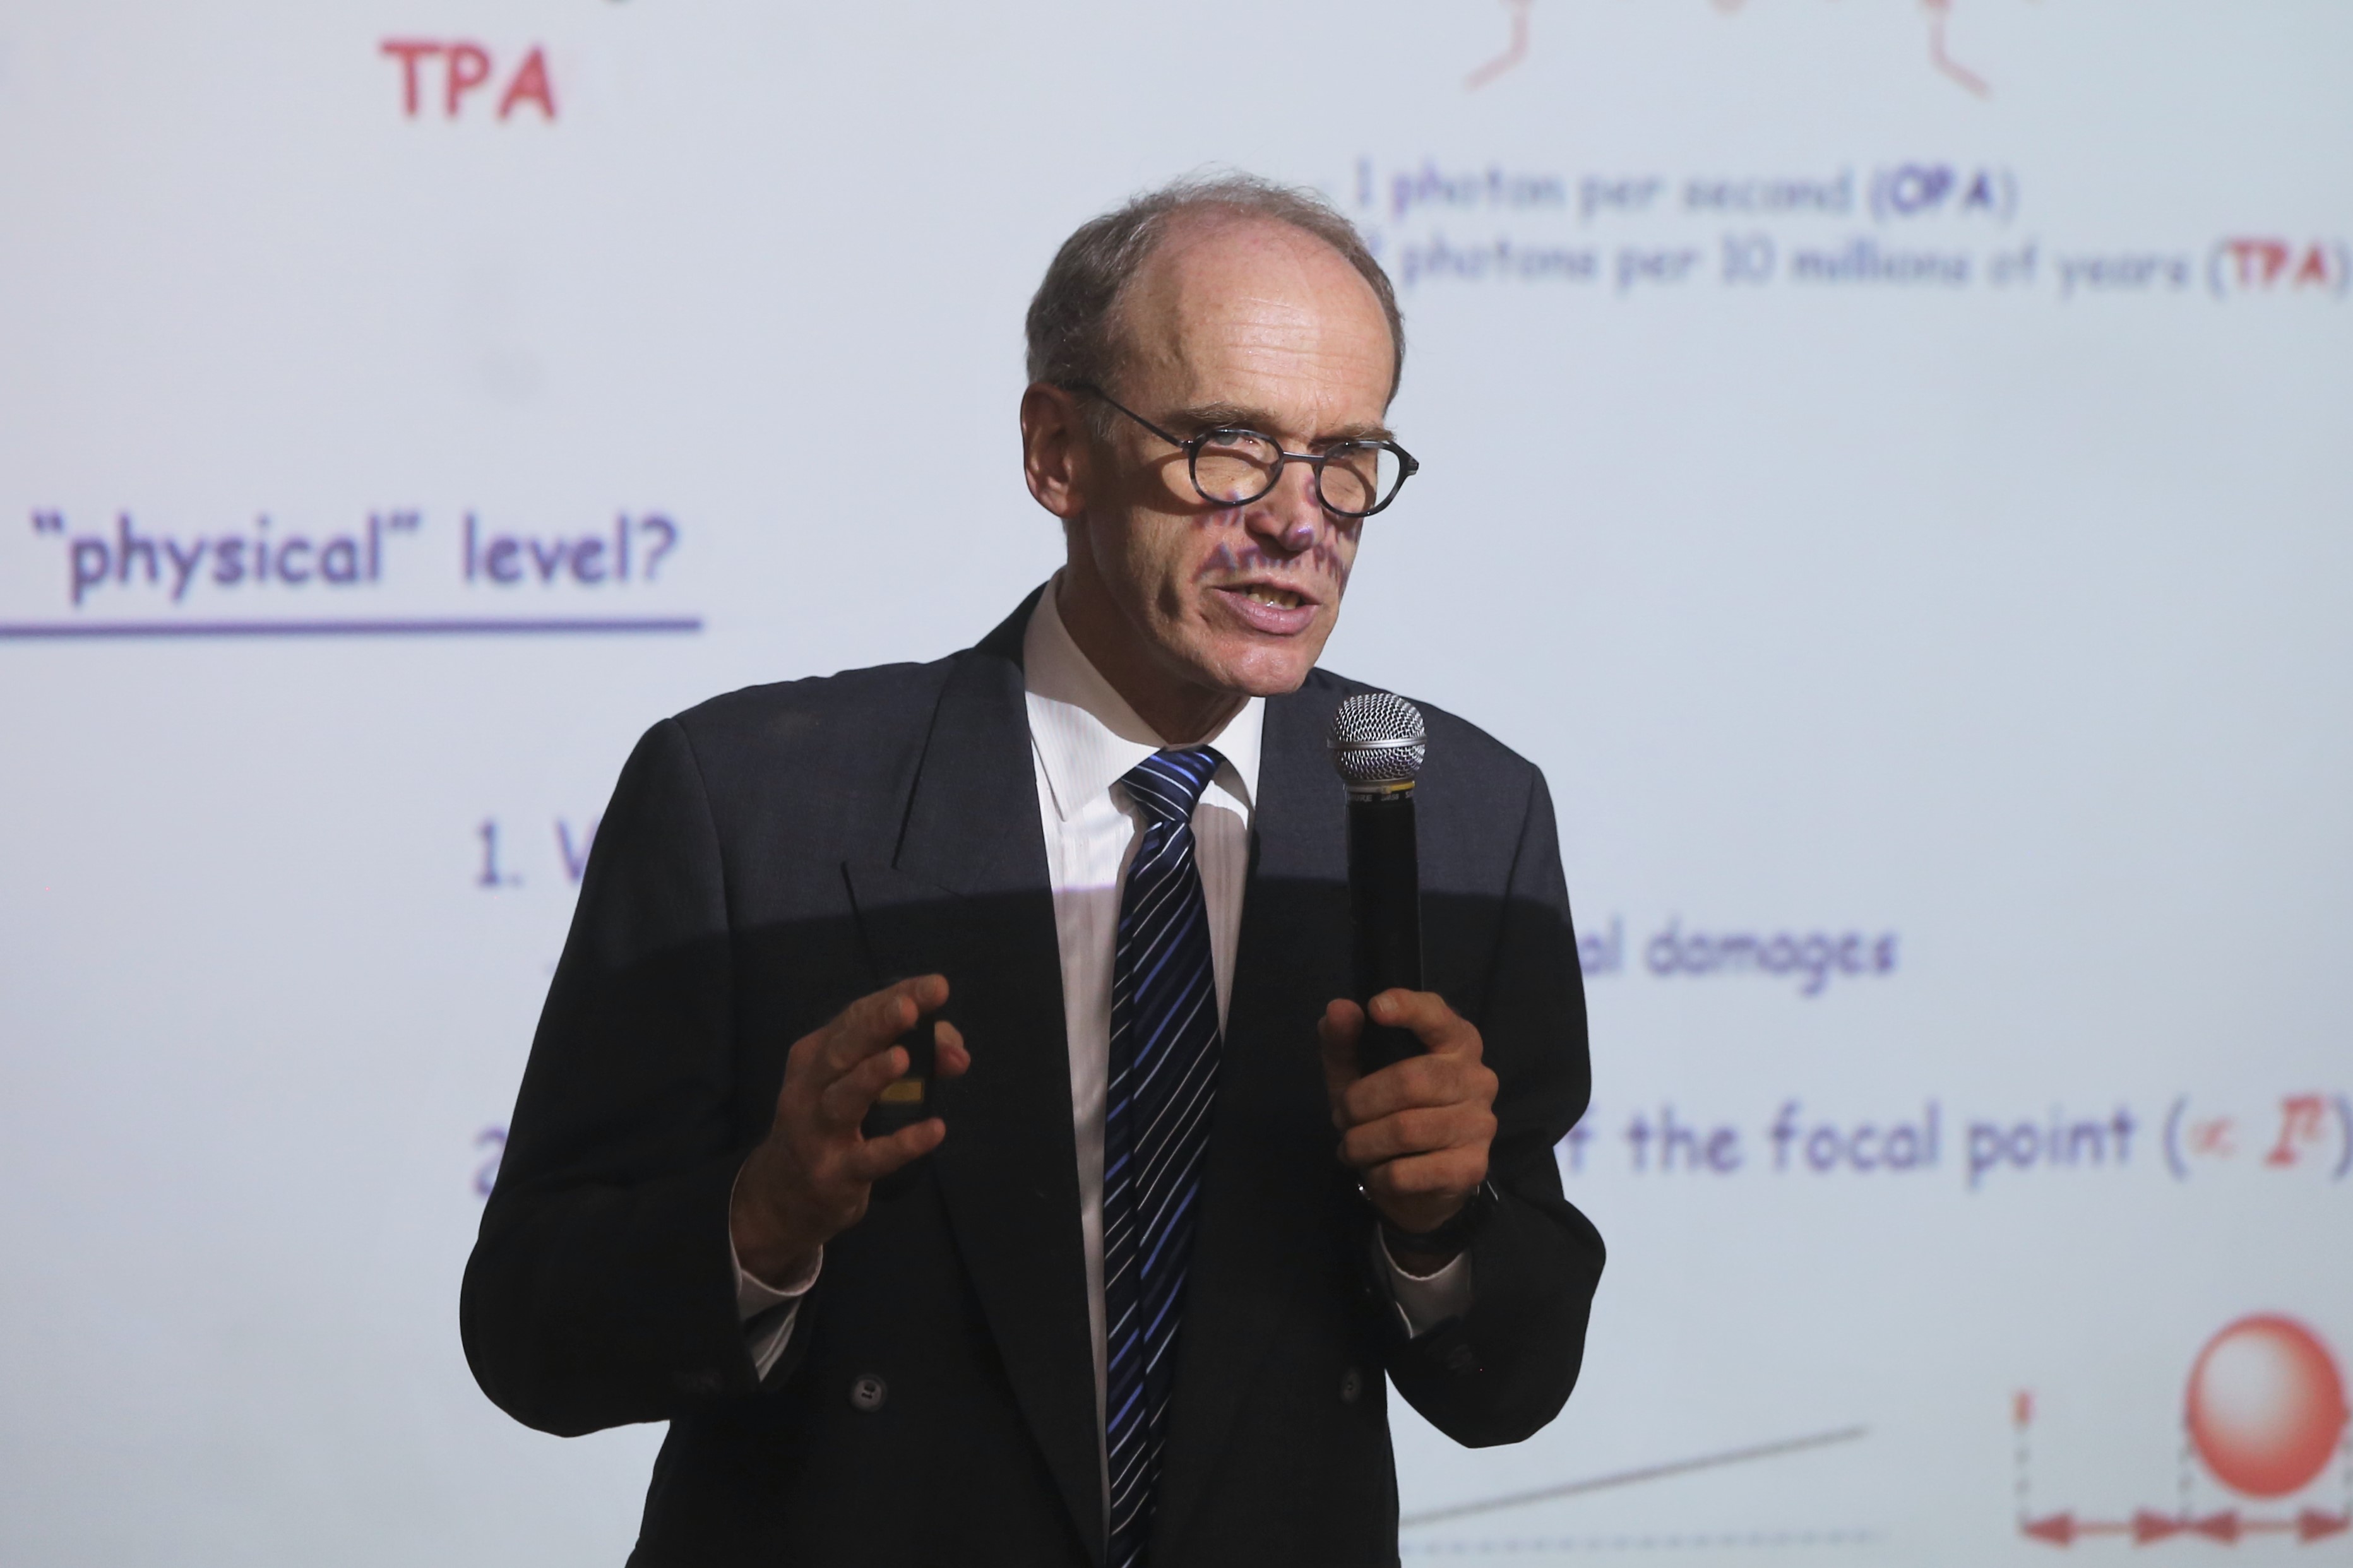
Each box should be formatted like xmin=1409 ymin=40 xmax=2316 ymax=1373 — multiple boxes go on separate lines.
xmin=1318 ymin=999 xmax=1365 ymax=1123
xmin=932 ymin=1019 xmax=972 ymax=1081
xmin=778 ymin=1026 xmax=826 ymax=1109
xmin=1341 ymin=1104 xmax=1475 ymax=1168
xmin=847 ymin=1115 xmax=948 ymax=1182
xmin=1365 ymin=989 xmax=1481 ymax=1058
xmin=1361 ymin=1145 xmax=1490 ymax=1204
xmin=816 ymin=1045 xmax=910 ymax=1127
xmin=1343 ymin=1053 xmax=1498 ymax=1126
xmin=822 ymin=975 xmax=948 ymax=1076
xmin=818 ymin=994 xmax=911 ymax=1078
xmin=1340 ymin=1104 xmax=1497 ymax=1170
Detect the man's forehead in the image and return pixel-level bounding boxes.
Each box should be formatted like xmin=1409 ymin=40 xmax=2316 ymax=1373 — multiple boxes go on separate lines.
xmin=1128 ymin=214 xmax=1381 ymax=335
xmin=1120 ymin=214 xmax=1395 ymax=415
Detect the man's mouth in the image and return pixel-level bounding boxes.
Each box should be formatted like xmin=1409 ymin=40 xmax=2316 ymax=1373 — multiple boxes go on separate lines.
xmin=1208 ymin=580 xmax=1321 ymax=634
xmin=1239 ymin=586 xmax=1305 ymax=610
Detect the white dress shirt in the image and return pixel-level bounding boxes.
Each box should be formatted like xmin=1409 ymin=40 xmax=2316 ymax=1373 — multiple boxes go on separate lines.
xmin=732 ymin=580 xmax=1471 ymax=1419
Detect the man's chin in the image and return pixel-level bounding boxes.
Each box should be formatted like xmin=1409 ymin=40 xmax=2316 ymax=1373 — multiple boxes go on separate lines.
xmin=1186 ymin=636 xmax=1327 ymax=701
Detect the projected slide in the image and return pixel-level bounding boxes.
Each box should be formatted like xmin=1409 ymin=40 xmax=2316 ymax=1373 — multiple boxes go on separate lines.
xmin=2 ymin=3 xmax=2345 ymax=1564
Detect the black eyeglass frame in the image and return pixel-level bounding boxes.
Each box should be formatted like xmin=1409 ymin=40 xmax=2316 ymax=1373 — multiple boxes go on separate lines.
xmin=1063 ymin=383 xmax=1420 ymax=519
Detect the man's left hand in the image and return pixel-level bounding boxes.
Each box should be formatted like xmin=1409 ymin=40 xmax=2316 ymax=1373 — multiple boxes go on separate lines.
xmin=1318 ymin=990 xmax=1498 ymax=1269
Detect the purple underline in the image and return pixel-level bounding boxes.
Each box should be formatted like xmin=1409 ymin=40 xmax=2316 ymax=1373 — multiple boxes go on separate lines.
xmin=0 ymin=617 xmax=705 ymax=639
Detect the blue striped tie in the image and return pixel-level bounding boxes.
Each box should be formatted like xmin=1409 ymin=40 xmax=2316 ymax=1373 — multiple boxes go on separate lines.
xmin=1103 ymin=747 xmax=1224 ymax=1568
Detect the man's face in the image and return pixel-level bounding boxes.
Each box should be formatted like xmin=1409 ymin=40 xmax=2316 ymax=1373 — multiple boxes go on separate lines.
xmin=1068 ymin=217 xmax=1397 ymax=703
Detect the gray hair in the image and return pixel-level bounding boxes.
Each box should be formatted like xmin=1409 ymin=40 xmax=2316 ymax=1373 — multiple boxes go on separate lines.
xmin=1024 ymin=172 xmax=1405 ymax=422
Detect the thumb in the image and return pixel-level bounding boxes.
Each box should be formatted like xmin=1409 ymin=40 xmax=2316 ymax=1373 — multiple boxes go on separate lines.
xmin=1318 ymin=999 xmax=1365 ymax=1122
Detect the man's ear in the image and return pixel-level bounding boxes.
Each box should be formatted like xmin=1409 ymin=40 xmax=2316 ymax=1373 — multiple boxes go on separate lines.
xmin=1021 ymin=383 xmax=1093 ymax=521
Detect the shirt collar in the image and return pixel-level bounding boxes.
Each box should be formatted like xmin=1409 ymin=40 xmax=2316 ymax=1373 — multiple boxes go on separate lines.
xmin=1022 ymin=574 xmax=1265 ymax=824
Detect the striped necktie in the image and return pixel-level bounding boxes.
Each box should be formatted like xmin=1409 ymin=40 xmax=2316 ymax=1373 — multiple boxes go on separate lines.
xmin=1103 ymin=747 xmax=1225 ymax=1568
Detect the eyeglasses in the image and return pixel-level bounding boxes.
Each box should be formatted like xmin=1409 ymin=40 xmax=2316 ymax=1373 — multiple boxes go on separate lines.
xmin=1064 ymin=384 xmax=1419 ymax=518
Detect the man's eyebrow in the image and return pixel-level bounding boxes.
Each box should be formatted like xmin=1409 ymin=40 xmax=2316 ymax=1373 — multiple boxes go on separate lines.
xmin=1165 ymin=403 xmax=1397 ymax=446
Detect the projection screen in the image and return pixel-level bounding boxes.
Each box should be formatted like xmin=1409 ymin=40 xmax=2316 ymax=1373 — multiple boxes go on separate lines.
xmin=3 ymin=3 xmax=2348 ymax=1562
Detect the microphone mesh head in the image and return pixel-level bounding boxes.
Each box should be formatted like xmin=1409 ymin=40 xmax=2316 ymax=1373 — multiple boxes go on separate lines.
xmin=1327 ymin=691 xmax=1428 ymax=790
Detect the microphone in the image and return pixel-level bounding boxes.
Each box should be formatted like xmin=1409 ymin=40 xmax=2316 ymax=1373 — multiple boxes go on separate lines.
xmin=1327 ymin=691 xmax=1429 ymax=1074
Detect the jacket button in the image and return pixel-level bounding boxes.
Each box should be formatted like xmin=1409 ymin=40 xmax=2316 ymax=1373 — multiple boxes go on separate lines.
xmin=1339 ymin=1367 xmax=1364 ymax=1404
xmin=1442 ymin=1343 xmax=1478 ymax=1377
xmin=849 ymin=1374 xmax=888 ymax=1412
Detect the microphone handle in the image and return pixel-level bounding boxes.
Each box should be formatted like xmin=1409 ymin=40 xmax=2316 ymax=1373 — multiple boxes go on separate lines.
xmin=1347 ymin=789 xmax=1424 ymax=1073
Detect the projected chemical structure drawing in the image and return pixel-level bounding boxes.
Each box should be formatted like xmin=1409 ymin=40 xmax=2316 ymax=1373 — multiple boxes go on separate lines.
xmin=1919 ymin=0 xmax=1990 ymax=97
xmin=1464 ymin=0 xmax=1532 ymax=90
xmin=1465 ymin=0 xmax=2003 ymax=97
xmin=2015 ymin=1316 xmax=2352 ymax=1548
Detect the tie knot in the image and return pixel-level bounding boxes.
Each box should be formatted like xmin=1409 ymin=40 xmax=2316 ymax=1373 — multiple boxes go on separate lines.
xmin=1122 ymin=748 xmax=1220 ymax=826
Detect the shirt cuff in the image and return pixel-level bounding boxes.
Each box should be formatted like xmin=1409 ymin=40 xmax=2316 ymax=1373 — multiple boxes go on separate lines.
xmin=729 ymin=1172 xmax=823 ymax=1379
xmin=736 ymin=1246 xmax=823 ymax=1317
xmin=1374 ymin=1227 xmax=1474 ymax=1339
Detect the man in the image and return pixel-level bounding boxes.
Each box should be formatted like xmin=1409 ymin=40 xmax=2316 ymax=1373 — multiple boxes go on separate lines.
xmin=463 ymin=173 xmax=1604 ymax=1567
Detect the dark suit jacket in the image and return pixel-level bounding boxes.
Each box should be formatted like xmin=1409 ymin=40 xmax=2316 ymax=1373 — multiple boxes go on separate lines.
xmin=462 ymin=588 xmax=1604 ymax=1567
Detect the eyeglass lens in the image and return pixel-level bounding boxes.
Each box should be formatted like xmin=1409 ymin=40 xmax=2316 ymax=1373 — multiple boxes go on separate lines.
xmin=1190 ymin=432 xmax=1404 ymax=516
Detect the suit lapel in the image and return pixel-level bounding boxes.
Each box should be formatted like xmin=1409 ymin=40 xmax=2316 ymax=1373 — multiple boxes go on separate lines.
xmin=855 ymin=591 xmax=1106 ymax=1565
xmin=1150 ymin=677 xmax=1354 ymax=1547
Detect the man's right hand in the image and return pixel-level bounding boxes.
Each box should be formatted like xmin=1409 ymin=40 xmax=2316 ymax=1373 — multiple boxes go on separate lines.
xmin=729 ymin=975 xmax=969 ymax=1286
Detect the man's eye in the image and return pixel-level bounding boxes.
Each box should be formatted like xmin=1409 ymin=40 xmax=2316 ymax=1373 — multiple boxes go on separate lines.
xmin=1199 ymin=429 xmax=1272 ymax=454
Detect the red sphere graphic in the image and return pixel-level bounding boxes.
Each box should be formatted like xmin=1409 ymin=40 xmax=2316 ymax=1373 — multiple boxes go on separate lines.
xmin=2185 ymin=1315 xmax=2349 ymax=1498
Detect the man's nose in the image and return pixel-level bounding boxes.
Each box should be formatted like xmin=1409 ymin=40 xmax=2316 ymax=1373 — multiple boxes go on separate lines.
xmin=1244 ymin=460 xmax=1325 ymax=555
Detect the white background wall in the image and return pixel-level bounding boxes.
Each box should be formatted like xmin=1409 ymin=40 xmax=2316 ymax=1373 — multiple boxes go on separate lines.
xmin=2 ymin=3 xmax=2347 ymax=1562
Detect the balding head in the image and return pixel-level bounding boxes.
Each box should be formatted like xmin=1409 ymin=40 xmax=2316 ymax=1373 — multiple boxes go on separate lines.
xmin=1025 ymin=172 xmax=1403 ymax=422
